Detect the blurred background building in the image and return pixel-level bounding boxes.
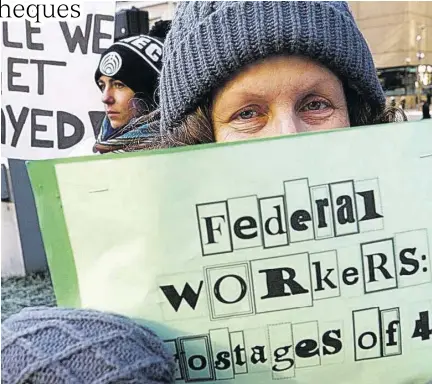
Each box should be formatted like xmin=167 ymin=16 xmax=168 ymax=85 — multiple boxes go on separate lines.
xmin=350 ymin=1 xmax=432 ymax=109
xmin=116 ymin=1 xmax=431 ymax=109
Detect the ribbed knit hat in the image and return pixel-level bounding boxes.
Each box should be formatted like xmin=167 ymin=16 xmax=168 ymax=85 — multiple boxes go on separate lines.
xmin=159 ymin=1 xmax=386 ymax=131
xmin=95 ymin=35 xmax=164 ymax=103
xmin=1 ymin=307 xmax=175 ymax=384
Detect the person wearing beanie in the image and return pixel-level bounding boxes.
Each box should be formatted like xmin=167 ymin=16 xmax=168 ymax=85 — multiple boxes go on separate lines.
xmin=145 ymin=1 xmax=406 ymax=146
xmin=93 ymin=33 xmax=164 ymax=153
xmin=1 ymin=307 xmax=175 ymax=384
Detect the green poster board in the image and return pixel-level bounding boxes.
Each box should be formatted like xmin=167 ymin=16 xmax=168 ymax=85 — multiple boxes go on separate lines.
xmin=28 ymin=121 xmax=432 ymax=383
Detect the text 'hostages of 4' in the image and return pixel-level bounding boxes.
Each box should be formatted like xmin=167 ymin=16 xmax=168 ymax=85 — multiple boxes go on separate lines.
xmin=164 ymin=307 xmax=431 ymax=382
xmin=154 ymin=176 xmax=431 ymax=382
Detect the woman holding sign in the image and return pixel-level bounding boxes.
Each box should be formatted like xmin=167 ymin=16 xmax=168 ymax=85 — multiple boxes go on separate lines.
xmin=142 ymin=1 xmax=405 ymax=147
xmin=2 ymin=2 xmax=412 ymax=384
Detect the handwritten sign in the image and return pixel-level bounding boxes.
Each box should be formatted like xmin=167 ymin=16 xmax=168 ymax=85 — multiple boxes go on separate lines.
xmin=1 ymin=1 xmax=115 ymax=159
xmin=28 ymin=120 xmax=432 ymax=383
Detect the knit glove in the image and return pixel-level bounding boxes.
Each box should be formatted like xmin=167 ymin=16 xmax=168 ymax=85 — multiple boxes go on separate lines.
xmin=1 ymin=306 xmax=175 ymax=384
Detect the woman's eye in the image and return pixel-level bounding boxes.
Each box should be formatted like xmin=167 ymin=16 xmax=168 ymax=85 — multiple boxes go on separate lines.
xmin=236 ymin=109 xmax=259 ymax=120
xmin=114 ymin=82 xmax=124 ymax=89
xmin=234 ymin=106 xmax=262 ymax=120
xmin=227 ymin=106 xmax=266 ymax=132
xmin=301 ymin=100 xmax=330 ymax=112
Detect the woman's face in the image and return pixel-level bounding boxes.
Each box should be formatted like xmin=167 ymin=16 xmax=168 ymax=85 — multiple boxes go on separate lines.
xmin=97 ymin=76 xmax=137 ymax=129
xmin=211 ymin=56 xmax=350 ymax=142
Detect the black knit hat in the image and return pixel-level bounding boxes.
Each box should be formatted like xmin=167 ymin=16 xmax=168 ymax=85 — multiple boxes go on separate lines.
xmin=95 ymin=35 xmax=164 ymax=103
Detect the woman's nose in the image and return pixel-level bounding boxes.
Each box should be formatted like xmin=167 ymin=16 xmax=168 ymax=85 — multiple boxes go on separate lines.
xmin=101 ymin=89 xmax=114 ymax=105
xmin=275 ymin=114 xmax=305 ymax=135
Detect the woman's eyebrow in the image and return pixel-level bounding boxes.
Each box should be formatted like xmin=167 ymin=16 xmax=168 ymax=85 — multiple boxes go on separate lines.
xmin=225 ymin=90 xmax=269 ymax=101
xmin=220 ymin=76 xmax=341 ymax=103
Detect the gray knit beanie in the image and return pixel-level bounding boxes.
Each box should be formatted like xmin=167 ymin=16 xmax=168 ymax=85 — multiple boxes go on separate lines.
xmin=1 ymin=307 xmax=175 ymax=384
xmin=159 ymin=1 xmax=386 ymax=131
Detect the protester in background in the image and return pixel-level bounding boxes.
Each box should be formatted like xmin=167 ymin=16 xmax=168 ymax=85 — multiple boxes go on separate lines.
xmin=400 ymin=97 xmax=406 ymax=110
xmin=92 ymin=20 xmax=173 ymax=154
xmin=422 ymin=101 xmax=431 ymax=119
xmin=93 ymin=33 xmax=165 ymax=153
xmin=136 ymin=2 xmax=405 ymax=147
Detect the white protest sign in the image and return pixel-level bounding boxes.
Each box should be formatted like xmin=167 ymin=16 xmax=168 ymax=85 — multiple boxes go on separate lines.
xmin=1 ymin=1 xmax=115 ymax=159
xmin=28 ymin=121 xmax=432 ymax=383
